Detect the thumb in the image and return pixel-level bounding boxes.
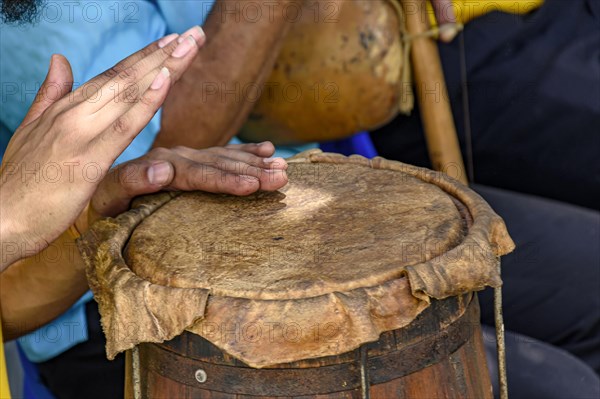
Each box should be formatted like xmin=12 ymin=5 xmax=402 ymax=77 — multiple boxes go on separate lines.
xmin=91 ymin=160 xmax=175 ymax=218
xmin=21 ymin=54 xmax=74 ymax=126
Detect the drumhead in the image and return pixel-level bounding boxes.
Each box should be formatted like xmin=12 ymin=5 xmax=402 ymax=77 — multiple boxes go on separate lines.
xmin=125 ymin=163 xmax=465 ymax=300
xmin=79 ymin=151 xmax=514 ymax=366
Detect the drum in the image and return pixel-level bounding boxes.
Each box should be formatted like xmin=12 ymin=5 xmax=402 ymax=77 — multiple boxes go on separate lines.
xmin=79 ymin=150 xmax=514 ymax=398
xmin=239 ymin=0 xmax=412 ymax=145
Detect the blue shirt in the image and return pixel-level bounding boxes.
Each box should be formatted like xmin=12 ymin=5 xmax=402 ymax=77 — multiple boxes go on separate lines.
xmin=0 ymin=0 xmax=213 ymax=362
xmin=0 ymin=0 xmax=314 ymax=362
xmin=1 ymin=0 xmax=215 ymax=165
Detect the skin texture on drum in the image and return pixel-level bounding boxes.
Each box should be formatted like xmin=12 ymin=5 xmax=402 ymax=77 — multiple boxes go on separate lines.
xmin=79 ymin=150 xmax=513 ymax=366
xmin=238 ymin=0 xmax=407 ymax=145
xmin=126 ymin=295 xmax=492 ymax=399
xmin=124 ymin=163 xmax=465 ymax=300
xmin=80 ymin=150 xmax=512 ymax=399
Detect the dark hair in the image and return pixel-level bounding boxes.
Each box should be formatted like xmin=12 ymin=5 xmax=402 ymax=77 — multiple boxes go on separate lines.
xmin=1 ymin=0 xmax=43 ymax=24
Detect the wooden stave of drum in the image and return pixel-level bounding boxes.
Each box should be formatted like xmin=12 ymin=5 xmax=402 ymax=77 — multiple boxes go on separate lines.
xmin=129 ymin=294 xmax=492 ymax=398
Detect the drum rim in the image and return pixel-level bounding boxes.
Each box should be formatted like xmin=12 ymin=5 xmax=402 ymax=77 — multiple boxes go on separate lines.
xmin=123 ymin=161 xmax=468 ymax=301
xmin=78 ymin=150 xmax=514 ymax=366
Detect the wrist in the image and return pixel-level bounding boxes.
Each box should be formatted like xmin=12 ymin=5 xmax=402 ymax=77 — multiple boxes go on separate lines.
xmin=0 ymin=204 xmax=22 ymax=271
xmin=75 ymin=201 xmax=93 ymax=235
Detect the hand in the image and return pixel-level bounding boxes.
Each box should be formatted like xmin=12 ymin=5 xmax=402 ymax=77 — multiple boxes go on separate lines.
xmin=88 ymin=142 xmax=288 ymax=224
xmin=0 ymin=26 xmax=206 ymax=270
xmin=431 ymin=0 xmax=459 ymax=42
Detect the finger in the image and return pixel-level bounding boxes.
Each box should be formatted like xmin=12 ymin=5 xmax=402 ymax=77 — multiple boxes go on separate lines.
xmin=91 ymin=67 xmax=172 ymax=161
xmin=146 ymin=147 xmax=261 ymax=189
xmin=145 ymin=148 xmax=267 ymax=195
xmin=74 ymin=34 xmax=177 ymax=105
xmin=171 ymin=145 xmax=288 ymax=170
xmin=225 ymin=141 xmax=277 ymax=158
xmin=257 ymin=167 xmax=288 ymax=191
xmin=223 ymin=143 xmax=288 ymax=170
xmin=92 ymin=145 xmax=288 ymax=217
xmin=94 ymin=148 xmax=266 ymax=214
xmin=21 ymin=54 xmax=74 ymax=126
xmin=91 ymin=159 xmax=175 ymax=217
xmin=431 ymin=0 xmax=459 ymax=42
xmin=168 ymin=153 xmax=263 ymax=196
xmin=167 ymin=147 xmax=288 ymax=191
xmin=75 ymin=25 xmax=204 ymax=108
xmin=88 ymin=36 xmax=199 ymax=122
xmin=432 ymin=0 xmax=456 ymax=24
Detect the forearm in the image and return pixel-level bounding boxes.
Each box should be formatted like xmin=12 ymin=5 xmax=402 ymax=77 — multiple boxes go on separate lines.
xmin=0 ymin=218 xmax=19 ymax=271
xmin=155 ymin=0 xmax=298 ymax=149
xmin=0 ymin=228 xmax=88 ymax=340
xmin=0 ymin=185 xmax=28 ymax=271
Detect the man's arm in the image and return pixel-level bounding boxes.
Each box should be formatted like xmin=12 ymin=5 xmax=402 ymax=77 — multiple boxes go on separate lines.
xmin=0 ymin=229 xmax=89 ymax=340
xmin=154 ymin=0 xmax=301 ymax=149
xmin=1 ymin=143 xmax=287 ymax=340
xmin=0 ymin=29 xmax=204 ymax=270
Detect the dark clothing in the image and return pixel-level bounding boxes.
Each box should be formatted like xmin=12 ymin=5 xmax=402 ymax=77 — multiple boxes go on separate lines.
xmin=371 ymin=0 xmax=600 ymax=210
xmin=482 ymin=325 xmax=600 ymax=399
xmin=35 ymin=301 xmax=124 ymax=399
xmin=475 ymin=185 xmax=600 ymax=374
xmin=370 ymin=0 xmax=600 ymax=375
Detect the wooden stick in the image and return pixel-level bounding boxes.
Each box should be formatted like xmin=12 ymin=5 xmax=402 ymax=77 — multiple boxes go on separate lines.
xmin=401 ymin=0 xmax=468 ymax=184
xmin=124 ymin=350 xmax=134 ymax=399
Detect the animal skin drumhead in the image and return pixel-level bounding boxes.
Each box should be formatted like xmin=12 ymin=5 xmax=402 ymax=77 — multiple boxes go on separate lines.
xmin=79 ymin=151 xmax=514 ymax=365
xmin=124 ymin=163 xmax=465 ymax=300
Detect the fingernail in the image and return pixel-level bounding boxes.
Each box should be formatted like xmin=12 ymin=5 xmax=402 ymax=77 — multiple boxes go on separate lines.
xmin=48 ymin=54 xmax=56 ymax=71
xmin=264 ymin=157 xmax=287 ymax=168
xmin=172 ymin=36 xmax=196 ymax=58
xmin=150 ymin=67 xmax=170 ymax=90
xmin=178 ymin=25 xmax=205 ymax=44
xmin=439 ymin=24 xmax=460 ymax=42
xmin=158 ymin=33 xmax=179 ymax=48
xmin=240 ymin=175 xmax=260 ymax=182
xmin=148 ymin=162 xmax=172 ymax=185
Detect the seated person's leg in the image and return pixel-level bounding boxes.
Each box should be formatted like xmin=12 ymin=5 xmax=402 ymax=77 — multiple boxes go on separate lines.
xmin=372 ymin=0 xmax=600 ymax=210
xmin=474 ymin=185 xmax=600 ymax=374
xmin=482 ymin=325 xmax=600 ymax=399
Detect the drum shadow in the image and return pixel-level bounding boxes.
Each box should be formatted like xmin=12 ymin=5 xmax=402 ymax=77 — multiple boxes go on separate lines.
xmin=251 ymin=190 xmax=288 ymax=211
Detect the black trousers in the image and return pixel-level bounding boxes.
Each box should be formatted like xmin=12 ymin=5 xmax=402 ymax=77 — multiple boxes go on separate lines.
xmin=36 ymin=301 xmax=125 ymax=399
xmin=475 ymin=185 xmax=600 ymax=374
xmin=370 ymin=0 xmax=600 ymax=376
xmin=483 ymin=325 xmax=600 ymax=399
xmin=371 ymin=0 xmax=600 ymax=210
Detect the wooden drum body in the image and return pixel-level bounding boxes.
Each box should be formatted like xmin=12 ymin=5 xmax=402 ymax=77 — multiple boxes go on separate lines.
xmin=135 ymin=295 xmax=491 ymax=398
xmin=79 ymin=150 xmax=514 ymax=399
